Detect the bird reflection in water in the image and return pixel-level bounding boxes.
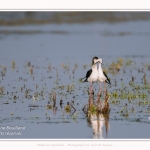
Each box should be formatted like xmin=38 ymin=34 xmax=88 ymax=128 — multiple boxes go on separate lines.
xmin=83 ymin=89 xmax=110 ymax=139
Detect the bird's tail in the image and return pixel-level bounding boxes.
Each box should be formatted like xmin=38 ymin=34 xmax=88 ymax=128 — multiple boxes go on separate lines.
xmin=103 ymin=71 xmax=111 ymax=87
xmin=83 ymin=78 xmax=88 ymax=82
xmin=106 ymin=78 xmax=111 ymax=87
xmin=80 ymin=77 xmax=87 ymax=83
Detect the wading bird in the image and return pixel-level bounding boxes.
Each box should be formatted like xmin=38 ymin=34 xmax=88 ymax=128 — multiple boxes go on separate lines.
xmin=82 ymin=57 xmax=111 ymax=95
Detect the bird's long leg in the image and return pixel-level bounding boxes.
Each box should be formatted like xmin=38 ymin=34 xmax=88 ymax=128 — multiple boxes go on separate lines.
xmin=98 ymin=82 xmax=102 ymax=95
xmin=104 ymin=81 xmax=106 ymax=94
xmin=89 ymin=82 xmax=93 ymax=94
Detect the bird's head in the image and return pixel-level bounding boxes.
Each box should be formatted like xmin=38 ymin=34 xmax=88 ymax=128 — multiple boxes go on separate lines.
xmin=92 ymin=56 xmax=99 ymax=65
xmin=92 ymin=57 xmax=103 ymax=65
xmin=92 ymin=57 xmax=103 ymax=71
xmin=97 ymin=58 xmax=103 ymax=65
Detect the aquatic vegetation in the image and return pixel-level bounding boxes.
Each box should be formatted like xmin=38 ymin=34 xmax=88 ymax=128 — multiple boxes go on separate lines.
xmin=0 ymin=56 xmax=150 ymax=138
xmin=12 ymin=60 xmax=16 ymax=70
xmin=143 ymin=63 xmax=150 ymax=71
xmin=111 ymin=99 xmax=120 ymax=105
xmin=13 ymin=95 xmax=17 ymax=100
xmin=72 ymin=63 xmax=78 ymax=74
xmin=108 ymin=58 xmax=123 ymax=73
xmin=32 ymin=93 xmax=39 ymax=102
xmin=3 ymin=101 xmax=9 ymax=104
xmin=83 ymin=93 xmax=110 ymax=117
xmin=67 ymin=84 xmax=75 ymax=93
xmin=46 ymin=104 xmax=53 ymax=110
xmin=30 ymin=66 xmax=33 ymax=74
xmin=48 ymin=64 xmax=52 ymax=72
xmin=0 ymin=86 xmax=5 ymax=96
xmin=65 ymin=105 xmax=71 ymax=113
xmin=0 ymin=66 xmax=7 ymax=76
xmin=88 ymin=104 xmax=97 ymax=115
xmin=83 ymin=64 xmax=88 ymax=69
xmin=60 ymin=63 xmax=70 ymax=73
xmin=111 ymin=92 xmax=119 ymax=99
xmin=107 ymin=58 xmax=135 ymax=75
xmin=125 ymin=58 xmax=133 ymax=66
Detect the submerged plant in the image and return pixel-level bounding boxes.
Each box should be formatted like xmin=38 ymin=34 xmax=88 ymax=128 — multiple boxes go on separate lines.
xmin=65 ymin=105 xmax=71 ymax=113
xmin=89 ymin=104 xmax=97 ymax=115
xmin=0 ymin=86 xmax=5 ymax=95
xmin=12 ymin=60 xmax=16 ymax=70
xmin=46 ymin=104 xmax=53 ymax=110
xmin=111 ymin=92 xmax=119 ymax=99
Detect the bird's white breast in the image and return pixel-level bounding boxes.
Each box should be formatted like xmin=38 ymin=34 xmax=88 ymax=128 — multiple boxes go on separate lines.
xmin=87 ymin=65 xmax=99 ymax=82
xmin=97 ymin=65 xmax=107 ymax=82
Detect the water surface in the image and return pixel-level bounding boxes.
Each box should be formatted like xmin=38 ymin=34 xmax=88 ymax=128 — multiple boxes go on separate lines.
xmin=0 ymin=12 xmax=150 ymax=139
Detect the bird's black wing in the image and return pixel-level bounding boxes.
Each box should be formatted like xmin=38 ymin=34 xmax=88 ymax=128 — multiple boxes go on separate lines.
xmin=86 ymin=69 xmax=92 ymax=78
xmin=83 ymin=69 xmax=92 ymax=82
xmin=103 ymin=71 xmax=111 ymax=86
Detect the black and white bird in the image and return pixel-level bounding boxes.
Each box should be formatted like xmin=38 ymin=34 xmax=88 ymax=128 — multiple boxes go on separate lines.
xmin=82 ymin=57 xmax=111 ymax=94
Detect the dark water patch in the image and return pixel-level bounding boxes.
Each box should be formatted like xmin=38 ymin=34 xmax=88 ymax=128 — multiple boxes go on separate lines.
xmin=50 ymin=30 xmax=69 ymax=35
xmin=0 ymin=30 xmax=69 ymax=35
xmin=102 ymin=31 xmax=150 ymax=37
xmin=37 ymin=121 xmax=70 ymax=124
xmin=28 ymin=104 xmax=40 ymax=107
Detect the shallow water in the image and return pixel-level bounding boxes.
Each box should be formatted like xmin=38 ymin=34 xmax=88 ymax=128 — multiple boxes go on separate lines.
xmin=0 ymin=14 xmax=150 ymax=139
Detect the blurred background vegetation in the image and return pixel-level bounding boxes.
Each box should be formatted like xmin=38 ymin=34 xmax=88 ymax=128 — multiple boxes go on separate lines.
xmin=0 ymin=12 xmax=150 ymax=25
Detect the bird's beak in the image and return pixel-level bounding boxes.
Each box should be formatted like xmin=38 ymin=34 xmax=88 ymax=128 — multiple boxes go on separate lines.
xmin=96 ymin=62 xmax=99 ymax=70
xmin=95 ymin=61 xmax=103 ymax=66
